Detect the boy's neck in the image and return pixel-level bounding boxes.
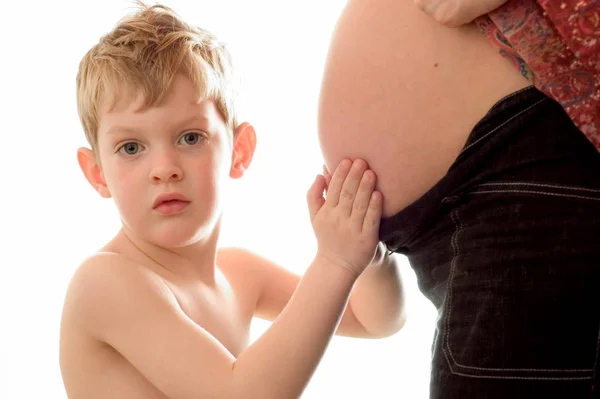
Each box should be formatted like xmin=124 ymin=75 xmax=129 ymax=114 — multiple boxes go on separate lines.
xmin=109 ymin=227 xmax=221 ymax=285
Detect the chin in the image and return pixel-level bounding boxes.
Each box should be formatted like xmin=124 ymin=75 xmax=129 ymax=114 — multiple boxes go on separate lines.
xmin=123 ymin=209 xmax=222 ymax=248
xmin=149 ymin=227 xmax=205 ymax=249
xmin=155 ymin=219 xmax=220 ymax=248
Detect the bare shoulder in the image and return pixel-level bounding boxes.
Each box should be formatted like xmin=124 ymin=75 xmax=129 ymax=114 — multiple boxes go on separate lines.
xmin=216 ymin=247 xmax=275 ymax=301
xmin=60 ymin=252 xmax=247 ymax=398
xmin=216 ymin=247 xmax=303 ymax=322
xmin=217 ymin=246 xmax=264 ymax=266
xmin=216 ymin=246 xmax=264 ymax=283
xmin=217 ymin=246 xmax=282 ymax=278
xmin=65 ymin=252 xmax=173 ymax=301
xmin=217 ymin=246 xmax=263 ymax=272
xmin=60 ymin=253 xmax=174 ymax=398
xmin=62 ymin=252 xmax=176 ymax=336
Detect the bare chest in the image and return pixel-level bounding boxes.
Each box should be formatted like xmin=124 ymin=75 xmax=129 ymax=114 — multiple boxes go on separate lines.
xmin=61 ymin=284 xmax=252 ymax=399
xmin=167 ymin=281 xmax=252 ymax=357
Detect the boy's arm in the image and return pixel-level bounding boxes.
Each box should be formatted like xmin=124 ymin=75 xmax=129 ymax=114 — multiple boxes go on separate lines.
xmin=347 ymin=242 xmax=406 ymax=337
xmin=414 ymin=0 xmax=509 ymax=27
xmin=233 ymin=241 xmax=405 ymax=339
xmin=66 ymin=158 xmax=382 ymax=399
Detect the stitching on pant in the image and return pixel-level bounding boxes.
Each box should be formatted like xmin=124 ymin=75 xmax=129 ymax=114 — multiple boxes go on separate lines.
xmin=460 ymin=97 xmax=547 ymax=154
xmin=590 ymin=325 xmax=600 ymax=394
xmin=444 ymin=208 xmax=461 ymax=373
xmin=479 ymin=182 xmax=600 ymax=193
xmin=443 ymin=362 xmax=592 ymax=380
xmin=444 ymin=208 xmax=593 ymax=375
xmin=471 ymin=189 xmax=600 ymax=202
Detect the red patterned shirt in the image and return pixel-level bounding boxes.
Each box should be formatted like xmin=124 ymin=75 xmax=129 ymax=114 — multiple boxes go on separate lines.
xmin=475 ymin=0 xmax=600 ymax=151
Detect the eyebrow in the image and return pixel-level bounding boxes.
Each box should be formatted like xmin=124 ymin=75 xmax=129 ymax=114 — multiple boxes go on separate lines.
xmin=104 ymin=115 xmax=211 ymax=136
xmin=105 ymin=126 xmax=140 ymax=136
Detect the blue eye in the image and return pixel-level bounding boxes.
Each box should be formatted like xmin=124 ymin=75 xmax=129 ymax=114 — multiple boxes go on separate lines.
xmin=119 ymin=142 xmax=140 ymax=155
xmin=179 ymin=132 xmax=202 ymax=146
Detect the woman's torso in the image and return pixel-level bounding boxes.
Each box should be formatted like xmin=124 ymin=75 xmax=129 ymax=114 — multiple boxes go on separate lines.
xmin=318 ymin=0 xmax=530 ymax=217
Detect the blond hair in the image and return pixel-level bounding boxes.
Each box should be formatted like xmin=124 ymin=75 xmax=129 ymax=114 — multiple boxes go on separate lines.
xmin=76 ymin=2 xmax=238 ymax=150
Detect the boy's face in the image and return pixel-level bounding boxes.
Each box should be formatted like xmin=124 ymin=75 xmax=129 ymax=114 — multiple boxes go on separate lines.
xmin=80 ymin=74 xmax=255 ymax=248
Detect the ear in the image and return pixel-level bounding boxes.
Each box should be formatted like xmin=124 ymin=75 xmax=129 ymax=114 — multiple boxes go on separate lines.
xmin=77 ymin=147 xmax=112 ymax=198
xmin=229 ymin=122 xmax=257 ymax=179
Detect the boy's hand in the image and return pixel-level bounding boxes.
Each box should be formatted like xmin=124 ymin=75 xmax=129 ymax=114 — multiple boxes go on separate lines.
xmin=414 ymin=0 xmax=508 ymax=27
xmin=307 ymin=159 xmax=382 ymax=276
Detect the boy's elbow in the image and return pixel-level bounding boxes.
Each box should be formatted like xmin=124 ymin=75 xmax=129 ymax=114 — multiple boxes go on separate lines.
xmin=387 ymin=310 xmax=408 ymax=337
xmin=390 ymin=315 xmax=409 ymax=338
xmin=363 ymin=310 xmax=408 ymax=339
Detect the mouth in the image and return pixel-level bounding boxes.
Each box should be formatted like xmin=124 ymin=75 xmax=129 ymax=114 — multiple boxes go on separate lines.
xmin=153 ymin=193 xmax=190 ymax=215
xmin=154 ymin=199 xmax=190 ymax=215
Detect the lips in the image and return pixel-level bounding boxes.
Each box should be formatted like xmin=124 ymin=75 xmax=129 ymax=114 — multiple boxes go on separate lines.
xmin=152 ymin=192 xmax=190 ymax=215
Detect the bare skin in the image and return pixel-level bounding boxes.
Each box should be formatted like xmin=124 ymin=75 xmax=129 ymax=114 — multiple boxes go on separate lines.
xmin=414 ymin=0 xmax=508 ymax=27
xmin=60 ymin=178 xmax=400 ymax=399
xmin=60 ymin=74 xmax=405 ymax=399
xmin=318 ymin=0 xmax=529 ymax=217
xmin=60 ymin=242 xmax=255 ymax=399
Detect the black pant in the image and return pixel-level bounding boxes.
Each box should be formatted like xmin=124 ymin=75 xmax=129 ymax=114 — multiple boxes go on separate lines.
xmin=380 ymin=86 xmax=600 ymax=398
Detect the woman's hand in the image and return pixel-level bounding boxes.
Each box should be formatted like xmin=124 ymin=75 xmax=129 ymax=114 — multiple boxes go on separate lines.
xmin=414 ymin=0 xmax=508 ymax=27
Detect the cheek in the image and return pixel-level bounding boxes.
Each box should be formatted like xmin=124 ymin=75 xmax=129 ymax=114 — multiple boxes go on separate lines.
xmin=204 ymin=146 xmax=230 ymax=176
xmin=191 ymin=155 xmax=228 ymax=199
xmin=105 ymin=163 xmax=145 ymax=204
xmin=197 ymin=159 xmax=222 ymax=190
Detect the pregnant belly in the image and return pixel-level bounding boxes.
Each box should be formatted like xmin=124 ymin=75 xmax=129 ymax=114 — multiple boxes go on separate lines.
xmin=318 ymin=0 xmax=530 ymax=217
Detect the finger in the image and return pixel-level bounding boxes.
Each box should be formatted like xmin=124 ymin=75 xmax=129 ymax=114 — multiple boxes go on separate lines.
xmin=306 ymin=174 xmax=326 ymax=221
xmin=413 ymin=0 xmax=438 ymax=14
xmin=362 ymin=190 xmax=383 ymax=234
xmin=413 ymin=0 xmax=463 ymax=26
xmin=322 ymin=165 xmax=332 ymax=191
xmin=337 ymin=159 xmax=368 ymax=215
xmin=324 ymin=159 xmax=352 ymax=207
xmin=351 ymin=169 xmax=377 ymax=225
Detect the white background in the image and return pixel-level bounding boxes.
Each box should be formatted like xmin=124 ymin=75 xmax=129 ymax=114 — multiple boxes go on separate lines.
xmin=0 ymin=1 xmax=437 ymax=398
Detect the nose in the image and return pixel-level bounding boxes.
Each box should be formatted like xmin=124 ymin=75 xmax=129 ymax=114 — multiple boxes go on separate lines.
xmin=149 ymin=148 xmax=183 ymax=183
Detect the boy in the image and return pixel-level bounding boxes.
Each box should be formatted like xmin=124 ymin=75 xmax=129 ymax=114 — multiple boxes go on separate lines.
xmin=59 ymin=3 xmax=405 ymax=399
